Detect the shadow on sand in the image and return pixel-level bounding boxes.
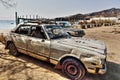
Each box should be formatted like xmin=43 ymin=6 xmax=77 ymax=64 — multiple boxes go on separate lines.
xmin=0 ymin=53 xmax=120 ymax=80
xmin=0 ymin=53 xmax=67 ymax=80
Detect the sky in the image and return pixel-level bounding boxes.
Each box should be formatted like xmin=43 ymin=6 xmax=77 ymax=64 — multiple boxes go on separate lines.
xmin=0 ymin=0 xmax=120 ymax=20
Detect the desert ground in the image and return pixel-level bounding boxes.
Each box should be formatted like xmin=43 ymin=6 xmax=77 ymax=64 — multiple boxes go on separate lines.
xmin=0 ymin=26 xmax=120 ymax=80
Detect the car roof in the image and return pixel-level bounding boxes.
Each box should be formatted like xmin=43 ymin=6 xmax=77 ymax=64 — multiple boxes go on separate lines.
xmin=12 ymin=23 xmax=58 ymax=32
xmin=18 ymin=23 xmax=57 ymax=27
xmin=18 ymin=22 xmax=39 ymax=26
xmin=56 ymin=21 xmax=70 ymax=23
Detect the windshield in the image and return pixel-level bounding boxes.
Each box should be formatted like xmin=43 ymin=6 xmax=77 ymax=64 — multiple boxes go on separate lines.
xmin=57 ymin=21 xmax=71 ymax=28
xmin=45 ymin=25 xmax=70 ymax=39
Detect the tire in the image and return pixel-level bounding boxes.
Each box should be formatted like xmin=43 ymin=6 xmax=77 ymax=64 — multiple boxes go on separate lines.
xmin=62 ymin=59 xmax=86 ymax=80
xmin=9 ymin=43 xmax=19 ymax=56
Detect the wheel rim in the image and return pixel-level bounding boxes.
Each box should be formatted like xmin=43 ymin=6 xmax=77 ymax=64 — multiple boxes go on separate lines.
xmin=65 ymin=62 xmax=83 ymax=78
xmin=62 ymin=59 xmax=85 ymax=80
xmin=10 ymin=44 xmax=17 ymax=55
xmin=67 ymin=64 xmax=78 ymax=76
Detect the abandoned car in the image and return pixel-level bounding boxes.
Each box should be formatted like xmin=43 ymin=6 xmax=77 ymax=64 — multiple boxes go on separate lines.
xmin=55 ymin=21 xmax=85 ymax=37
xmin=0 ymin=23 xmax=107 ymax=80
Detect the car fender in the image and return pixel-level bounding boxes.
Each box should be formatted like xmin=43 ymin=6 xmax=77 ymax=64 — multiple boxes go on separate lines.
xmin=55 ymin=53 xmax=81 ymax=69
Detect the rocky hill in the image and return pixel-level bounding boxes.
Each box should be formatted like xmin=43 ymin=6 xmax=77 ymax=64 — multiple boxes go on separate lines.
xmin=86 ymin=8 xmax=120 ymax=17
xmin=55 ymin=8 xmax=120 ymax=21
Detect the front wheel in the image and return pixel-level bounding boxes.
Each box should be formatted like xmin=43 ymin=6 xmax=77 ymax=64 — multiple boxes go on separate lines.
xmin=9 ymin=43 xmax=20 ymax=56
xmin=62 ymin=59 xmax=86 ymax=80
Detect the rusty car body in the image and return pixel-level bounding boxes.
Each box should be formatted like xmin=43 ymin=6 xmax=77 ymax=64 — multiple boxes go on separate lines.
xmin=0 ymin=23 xmax=107 ymax=80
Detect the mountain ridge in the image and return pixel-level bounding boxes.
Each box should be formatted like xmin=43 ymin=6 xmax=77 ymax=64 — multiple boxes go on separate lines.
xmin=55 ymin=8 xmax=120 ymax=21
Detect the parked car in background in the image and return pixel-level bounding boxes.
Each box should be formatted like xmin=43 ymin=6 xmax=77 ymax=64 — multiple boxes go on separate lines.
xmin=0 ymin=22 xmax=107 ymax=80
xmin=55 ymin=21 xmax=85 ymax=37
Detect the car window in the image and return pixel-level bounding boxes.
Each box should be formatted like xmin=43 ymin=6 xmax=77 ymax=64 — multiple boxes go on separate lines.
xmin=15 ymin=25 xmax=31 ymax=35
xmin=57 ymin=22 xmax=71 ymax=28
xmin=45 ymin=25 xmax=70 ymax=39
xmin=30 ymin=26 xmax=46 ymax=39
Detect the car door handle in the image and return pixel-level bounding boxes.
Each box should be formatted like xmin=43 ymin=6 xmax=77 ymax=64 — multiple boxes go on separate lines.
xmin=13 ymin=35 xmax=16 ymax=37
xmin=28 ymin=39 xmax=32 ymax=41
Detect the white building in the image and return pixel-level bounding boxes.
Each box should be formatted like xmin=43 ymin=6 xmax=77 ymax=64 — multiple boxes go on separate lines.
xmin=90 ymin=17 xmax=119 ymax=23
xmin=79 ymin=17 xmax=120 ymax=24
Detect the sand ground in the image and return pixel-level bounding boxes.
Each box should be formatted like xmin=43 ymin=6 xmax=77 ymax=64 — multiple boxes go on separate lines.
xmin=0 ymin=26 xmax=120 ymax=80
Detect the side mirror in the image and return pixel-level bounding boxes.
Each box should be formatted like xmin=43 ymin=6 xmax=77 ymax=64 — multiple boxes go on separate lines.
xmin=41 ymin=29 xmax=44 ymax=32
xmin=41 ymin=39 xmax=45 ymax=42
xmin=11 ymin=30 xmax=15 ymax=33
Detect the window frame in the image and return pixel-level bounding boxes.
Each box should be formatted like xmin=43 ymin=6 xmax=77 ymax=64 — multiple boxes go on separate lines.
xmin=30 ymin=26 xmax=47 ymax=39
xmin=14 ymin=25 xmax=31 ymax=35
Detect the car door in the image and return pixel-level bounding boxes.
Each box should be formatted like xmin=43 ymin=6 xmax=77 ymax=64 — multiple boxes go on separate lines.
xmin=11 ymin=25 xmax=31 ymax=54
xmin=27 ymin=26 xmax=51 ymax=60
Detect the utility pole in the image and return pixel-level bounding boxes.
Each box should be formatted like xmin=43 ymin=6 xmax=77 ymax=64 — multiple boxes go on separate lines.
xmin=15 ymin=12 xmax=18 ymax=25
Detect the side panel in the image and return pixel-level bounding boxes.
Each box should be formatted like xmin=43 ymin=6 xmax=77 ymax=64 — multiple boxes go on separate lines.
xmin=11 ymin=33 xmax=28 ymax=54
xmin=27 ymin=37 xmax=44 ymax=54
xmin=11 ymin=33 xmax=27 ymax=49
xmin=27 ymin=37 xmax=51 ymax=59
xmin=50 ymin=42 xmax=72 ymax=60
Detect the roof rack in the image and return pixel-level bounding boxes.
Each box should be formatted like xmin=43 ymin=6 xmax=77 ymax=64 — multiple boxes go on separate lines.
xmin=15 ymin=12 xmax=56 ymax=25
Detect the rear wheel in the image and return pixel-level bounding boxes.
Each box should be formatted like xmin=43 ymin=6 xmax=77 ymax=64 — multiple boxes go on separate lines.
xmin=9 ymin=43 xmax=20 ymax=56
xmin=62 ymin=59 xmax=86 ymax=80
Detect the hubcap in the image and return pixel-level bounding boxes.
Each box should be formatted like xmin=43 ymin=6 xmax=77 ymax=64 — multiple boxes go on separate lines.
xmin=10 ymin=44 xmax=17 ymax=55
xmin=67 ymin=65 xmax=78 ymax=76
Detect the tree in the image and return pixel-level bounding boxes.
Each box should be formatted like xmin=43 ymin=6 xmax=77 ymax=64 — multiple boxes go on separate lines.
xmin=0 ymin=0 xmax=17 ymax=8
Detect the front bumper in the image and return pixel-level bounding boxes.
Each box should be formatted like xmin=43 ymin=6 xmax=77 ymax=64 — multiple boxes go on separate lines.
xmin=87 ymin=62 xmax=107 ymax=74
xmin=72 ymin=32 xmax=85 ymax=37
xmin=97 ymin=63 xmax=107 ymax=74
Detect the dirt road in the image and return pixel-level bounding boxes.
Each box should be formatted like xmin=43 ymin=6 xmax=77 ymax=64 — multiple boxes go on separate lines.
xmin=84 ymin=26 xmax=120 ymax=80
xmin=0 ymin=26 xmax=120 ymax=80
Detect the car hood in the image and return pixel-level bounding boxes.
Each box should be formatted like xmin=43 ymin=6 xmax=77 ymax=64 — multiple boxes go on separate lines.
xmin=64 ymin=28 xmax=83 ymax=32
xmin=56 ymin=37 xmax=106 ymax=54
